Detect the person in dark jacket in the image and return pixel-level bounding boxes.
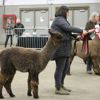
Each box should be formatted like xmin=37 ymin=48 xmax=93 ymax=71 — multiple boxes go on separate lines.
xmin=85 ymin=12 xmax=100 ymax=74
xmin=14 ymin=18 xmax=25 ymax=36
xmin=51 ymin=5 xmax=90 ymax=95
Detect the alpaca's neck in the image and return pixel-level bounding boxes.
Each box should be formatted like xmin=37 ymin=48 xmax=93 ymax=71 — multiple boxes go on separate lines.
xmin=40 ymin=37 xmax=57 ymax=67
xmin=41 ymin=37 xmax=57 ymax=59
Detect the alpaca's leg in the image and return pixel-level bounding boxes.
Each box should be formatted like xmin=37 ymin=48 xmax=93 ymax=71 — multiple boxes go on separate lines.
xmin=66 ymin=56 xmax=74 ymax=75
xmin=0 ymin=73 xmax=8 ymax=98
xmin=31 ymin=80 xmax=39 ymax=98
xmin=31 ymin=72 xmax=39 ymax=98
xmin=0 ymin=85 xmax=3 ymax=99
xmin=92 ymin=57 xmax=100 ymax=75
xmin=4 ymin=73 xmax=15 ymax=97
xmin=27 ymin=73 xmax=32 ymax=96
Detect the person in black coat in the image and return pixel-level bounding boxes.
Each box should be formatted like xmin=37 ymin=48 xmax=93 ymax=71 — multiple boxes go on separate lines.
xmin=14 ymin=19 xmax=25 ymax=36
xmin=51 ymin=5 xmax=89 ymax=95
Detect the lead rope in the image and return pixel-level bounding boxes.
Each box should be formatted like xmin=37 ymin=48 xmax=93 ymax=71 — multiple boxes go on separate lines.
xmin=80 ymin=33 xmax=89 ymax=55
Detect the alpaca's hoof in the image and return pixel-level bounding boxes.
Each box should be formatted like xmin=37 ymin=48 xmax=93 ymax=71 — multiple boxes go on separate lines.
xmin=66 ymin=72 xmax=71 ymax=75
xmin=9 ymin=93 xmax=15 ymax=97
xmin=27 ymin=92 xmax=32 ymax=96
xmin=34 ymin=95 xmax=39 ymax=99
xmin=0 ymin=95 xmax=4 ymax=99
xmin=10 ymin=94 xmax=15 ymax=97
xmin=95 ymin=73 xmax=100 ymax=75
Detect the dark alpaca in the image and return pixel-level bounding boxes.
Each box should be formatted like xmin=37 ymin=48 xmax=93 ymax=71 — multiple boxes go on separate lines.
xmin=0 ymin=31 xmax=63 ymax=99
xmin=68 ymin=38 xmax=100 ymax=75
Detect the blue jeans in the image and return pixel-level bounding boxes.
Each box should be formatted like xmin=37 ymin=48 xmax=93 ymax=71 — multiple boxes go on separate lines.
xmin=54 ymin=57 xmax=69 ymax=89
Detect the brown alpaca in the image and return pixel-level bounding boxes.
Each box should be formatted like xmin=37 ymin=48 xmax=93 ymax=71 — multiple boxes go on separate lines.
xmin=68 ymin=39 xmax=100 ymax=75
xmin=0 ymin=31 xmax=63 ymax=99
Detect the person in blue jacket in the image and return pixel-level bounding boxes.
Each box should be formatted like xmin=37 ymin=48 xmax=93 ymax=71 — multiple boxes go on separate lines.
xmin=51 ymin=5 xmax=90 ymax=95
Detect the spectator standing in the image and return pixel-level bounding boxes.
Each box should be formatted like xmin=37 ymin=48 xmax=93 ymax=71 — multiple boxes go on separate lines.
xmin=5 ymin=18 xmax=14 ymax=48
xmin=14 ymin=18 xmax=25 ymax=37
xmin=85 ymin=12 xmax=100 ymax=74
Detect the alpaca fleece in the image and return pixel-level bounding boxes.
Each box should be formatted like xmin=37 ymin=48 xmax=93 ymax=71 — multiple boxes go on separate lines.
xmin=0 ymin=31 xmax=63 ymax=99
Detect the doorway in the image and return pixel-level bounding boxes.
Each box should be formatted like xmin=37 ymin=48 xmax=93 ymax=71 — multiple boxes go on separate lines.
xmin=21 ymin=9 xmax=49 ymax=36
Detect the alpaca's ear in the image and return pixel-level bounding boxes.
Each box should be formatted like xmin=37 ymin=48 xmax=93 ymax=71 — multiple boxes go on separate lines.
xmin=48 ymin=29 xmax=54 ymax=36
xmin=48 ymin=29 xmax=63 ymax=38
xmin=48 ymin=29 xmax=58 ymax=36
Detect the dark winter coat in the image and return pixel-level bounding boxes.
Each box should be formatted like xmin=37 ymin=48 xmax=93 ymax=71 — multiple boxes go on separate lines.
xmin=51 ymin=16 xmax=83 ymax=59
xmin=85 ymin=21 xmax=96 ymax=40
xmin=14 ymin=23 xmax=25 ymax=36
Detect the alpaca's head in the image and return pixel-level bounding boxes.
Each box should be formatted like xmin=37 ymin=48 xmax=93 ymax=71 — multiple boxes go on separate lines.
xmin=49 ymin=29 xmax=63 ymax=46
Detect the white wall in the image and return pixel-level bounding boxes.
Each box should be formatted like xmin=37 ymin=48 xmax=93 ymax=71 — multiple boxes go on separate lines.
xmin=0 ymin=0 xmax=100 ymax=5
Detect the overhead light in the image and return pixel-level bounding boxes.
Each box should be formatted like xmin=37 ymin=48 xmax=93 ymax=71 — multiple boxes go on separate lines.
xmin=41 ymin=10 xmax=46 ymax=13
xmin=80 ymin=9 xmax=86 ymax=12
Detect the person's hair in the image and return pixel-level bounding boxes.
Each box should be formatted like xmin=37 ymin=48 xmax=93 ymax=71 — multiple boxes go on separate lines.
xmin=55 ymin=6 xmax=69 ymax=19
xmin=89 ymin=12 xmax=100 ymax=22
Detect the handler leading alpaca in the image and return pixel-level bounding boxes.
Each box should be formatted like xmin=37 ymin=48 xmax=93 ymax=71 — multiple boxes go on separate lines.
xmin=0 ymin=30 xmax=63 ymax=99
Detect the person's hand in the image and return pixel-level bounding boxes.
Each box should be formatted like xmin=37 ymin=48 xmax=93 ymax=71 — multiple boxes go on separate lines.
xmin=82 ymin=30 xmax=88 ymax=36
xmin=88 ymin=29 xmax=95 ymax=33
